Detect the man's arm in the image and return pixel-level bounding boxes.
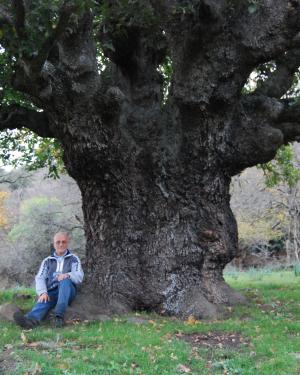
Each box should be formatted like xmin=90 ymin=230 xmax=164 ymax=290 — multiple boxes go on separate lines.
xmin=67 ymin=255 xmax=84 ymax=285
xmin=35 ymin=258 xmax=49 ymax=296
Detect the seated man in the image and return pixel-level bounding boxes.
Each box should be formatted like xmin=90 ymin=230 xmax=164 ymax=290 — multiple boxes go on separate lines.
xmin=14 ymin=231 xmax=84 ymax=328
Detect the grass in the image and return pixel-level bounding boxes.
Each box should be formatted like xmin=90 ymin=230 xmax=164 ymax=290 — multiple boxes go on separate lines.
xmin=1 ymin=269 xmax=300 ymax=374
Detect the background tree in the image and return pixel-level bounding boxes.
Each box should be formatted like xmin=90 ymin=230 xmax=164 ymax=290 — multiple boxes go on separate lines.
xmin=7 ymin=196 xmax=84 ymax=284
xmin=0 ymin=1 xmax=300 ymax=318
xmin=259 ymin=143 xmax=300 ymax=263
xmin=230 ymin=167 xmax=289 ymax=269
xmin=0 ymin=190 xmax=9 ymax=227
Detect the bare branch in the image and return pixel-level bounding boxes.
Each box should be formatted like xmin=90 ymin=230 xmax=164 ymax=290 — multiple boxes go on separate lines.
xmin=0 ymin=172 xmax=32 ymax=185
xmin=0 ymin=105 xmax=53 ymax=138
xmin=31 ymin=1 xmax=80 ymax=74
xmin=255 ymin=48 xmax=300 ymax=98
xmin=12 ymin=0 xmax=26 ymax=39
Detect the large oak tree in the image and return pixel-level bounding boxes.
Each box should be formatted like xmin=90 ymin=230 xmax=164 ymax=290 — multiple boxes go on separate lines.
xmin=0 ymin=0 xmax=300 ymax=318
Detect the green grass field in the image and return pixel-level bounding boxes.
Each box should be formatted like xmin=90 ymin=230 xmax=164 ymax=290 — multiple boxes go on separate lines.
xmin=1 ymin=269 xmax=300 ymax=374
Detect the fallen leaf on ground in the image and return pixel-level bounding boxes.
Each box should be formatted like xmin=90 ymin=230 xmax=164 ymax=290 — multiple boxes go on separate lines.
xmin=177 ymin=364 xmax=192 ymax=373
xmin=185 ymin=316 xmax=198 ymax=325
xmin=21 ymin=332 xmax=27 ymax=344
xmin=58 ymin=363 xmax=68 ymax=369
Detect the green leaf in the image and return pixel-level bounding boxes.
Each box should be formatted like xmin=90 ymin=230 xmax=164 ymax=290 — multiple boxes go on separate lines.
xmin=259 ymin=144 xmax=300 ymax=188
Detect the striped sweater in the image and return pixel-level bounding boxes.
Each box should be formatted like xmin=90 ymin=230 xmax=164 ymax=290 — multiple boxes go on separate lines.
xmin=35 ymin=250 xmax=84 ymax=296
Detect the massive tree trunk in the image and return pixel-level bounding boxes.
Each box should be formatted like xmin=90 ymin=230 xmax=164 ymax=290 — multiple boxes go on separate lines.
xmin=65 ymin=116 xmax=242 ymax=318
xmin=1 ymin=0 xmax=300 ymax=318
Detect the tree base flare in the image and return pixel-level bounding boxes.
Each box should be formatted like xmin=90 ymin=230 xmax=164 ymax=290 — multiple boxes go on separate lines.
xmin=67 ymin=284 xmax=247 ymax=321
xmin=162 ymin=287 xmax=246 ymax=320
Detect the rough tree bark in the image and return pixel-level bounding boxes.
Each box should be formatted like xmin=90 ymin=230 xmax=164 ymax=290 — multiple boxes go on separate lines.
xmin=1 ymin=0 xmax=300 ymax=318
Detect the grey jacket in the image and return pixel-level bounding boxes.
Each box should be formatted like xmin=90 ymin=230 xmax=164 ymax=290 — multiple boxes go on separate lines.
xmin=35 ymin=250 xmax=84 ymax=296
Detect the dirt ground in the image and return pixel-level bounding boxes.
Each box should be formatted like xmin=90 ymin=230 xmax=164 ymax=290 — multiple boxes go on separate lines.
xmin=177 ymin=331 xmax=249 ymax=349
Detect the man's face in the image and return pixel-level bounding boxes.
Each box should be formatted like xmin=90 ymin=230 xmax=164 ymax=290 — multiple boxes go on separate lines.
xmin=53 ymin=234 xmax=69 ymax=256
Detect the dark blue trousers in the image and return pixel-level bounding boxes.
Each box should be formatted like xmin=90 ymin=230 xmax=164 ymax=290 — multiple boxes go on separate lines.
xmin=26 ymin=279 xmax=76 ymax=321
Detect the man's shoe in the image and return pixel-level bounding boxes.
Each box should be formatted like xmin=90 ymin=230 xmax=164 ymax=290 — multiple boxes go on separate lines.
xmin=13 ymin=311 xmax=37 ymax=329
xmin=54 ymin=316 xmax=64 ymax=328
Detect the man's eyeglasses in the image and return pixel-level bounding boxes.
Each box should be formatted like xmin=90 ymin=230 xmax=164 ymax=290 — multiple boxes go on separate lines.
xmin=55 ymin=240 xmax=67 ymax=244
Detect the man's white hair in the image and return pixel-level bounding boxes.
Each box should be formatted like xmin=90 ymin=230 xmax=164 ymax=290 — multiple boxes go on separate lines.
xmin=53 ymin=232 xmax=70 ymax=240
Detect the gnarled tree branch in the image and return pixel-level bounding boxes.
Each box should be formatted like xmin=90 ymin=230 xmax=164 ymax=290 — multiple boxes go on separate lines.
xmin=226 ymin=84 xmax=300 ymax=175
xmin=12 ymin=4 xmax=98 ymax=106
xmin=255 ymin=48 xmax=300 ymax=98
xmin=31 ymin=1 xmax=80 ymax=75
xmin=162 ymin=0 xmax=300 ymax=109
xmin=12 ymin=0 xmax=26 ymax=39
xmin=234 ymin=0 xmax=300 ymax=62
xmin=274 ymin=102 xmax=300 ymax=143
xmin=0 ymin=105 xmax=53 ymax=138
xmin=225 ymin=95 xmax=285 ymax=175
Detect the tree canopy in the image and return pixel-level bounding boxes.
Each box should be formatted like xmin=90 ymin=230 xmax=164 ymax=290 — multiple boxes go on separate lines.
xmin=0 ymin=1 xmax=300 ymax=181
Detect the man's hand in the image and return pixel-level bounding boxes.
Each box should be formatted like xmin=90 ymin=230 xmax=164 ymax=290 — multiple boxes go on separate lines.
xmin=38 ymin=293 xmax=50 ymax=303
xmin=57 ymin=273 xmax=70 ymax=281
